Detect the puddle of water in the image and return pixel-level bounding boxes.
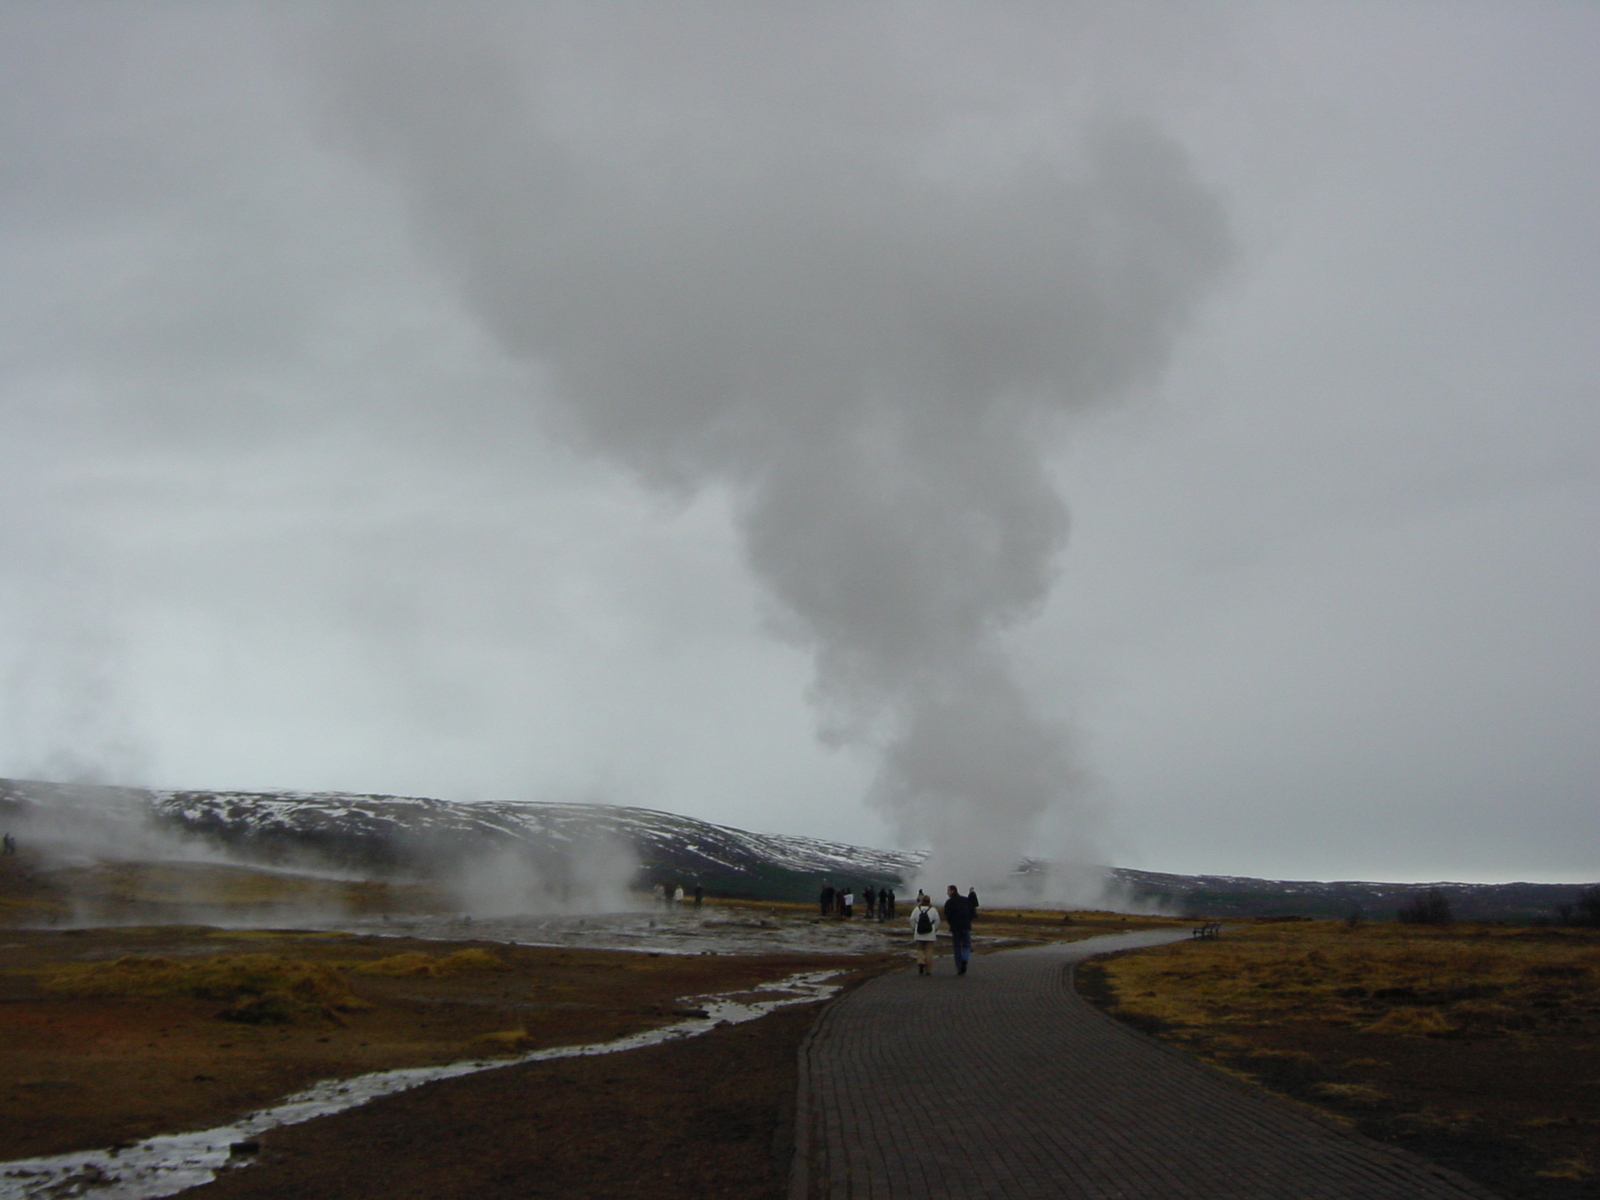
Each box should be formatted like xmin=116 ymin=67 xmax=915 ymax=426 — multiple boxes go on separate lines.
xmin=328 ymin=908 xmax=904 ymax=957
xmin=0 ymin=970 xmax=843 ymax=1200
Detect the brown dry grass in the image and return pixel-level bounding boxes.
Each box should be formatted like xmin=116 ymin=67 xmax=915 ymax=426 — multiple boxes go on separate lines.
xmin=0 ymin=924 xmax=897 ymax=1161
xmin=1099 ymin=920 xmax=1599 ymax=1039
xmin=351 ymin=948 xmax=508 ymax=977
xmin=1082 ymin=920 xmax=1600 ymax=1200
xmin=41 ymin=953 xmax=372 ymax=1014
xmin=0 ymin=853 xmax=455 ymax=925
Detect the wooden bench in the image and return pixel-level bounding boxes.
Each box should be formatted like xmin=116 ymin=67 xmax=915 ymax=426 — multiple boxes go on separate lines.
xmin=1191 ymin=921 xmax=1222 ymax=940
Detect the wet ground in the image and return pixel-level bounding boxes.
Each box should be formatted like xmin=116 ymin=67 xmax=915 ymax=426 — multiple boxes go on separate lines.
xmin=1 ymin=965 xmax=846 ymax=1200
xmin=0 ymin=919 xmax=901 ymax=1196
xmin=328 ymin=905 xmax=918 ymax=957
xmin=0 ymin=871 xmax=1176 ymax=1200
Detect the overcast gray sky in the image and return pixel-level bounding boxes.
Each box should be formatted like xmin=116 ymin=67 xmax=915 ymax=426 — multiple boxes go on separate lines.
xmin=1 ymin=3 xmax=1594 ymax=885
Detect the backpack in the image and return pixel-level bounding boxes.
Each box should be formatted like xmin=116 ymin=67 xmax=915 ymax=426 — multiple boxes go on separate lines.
xmin=916 ymin=907 xmax=933 ymax=935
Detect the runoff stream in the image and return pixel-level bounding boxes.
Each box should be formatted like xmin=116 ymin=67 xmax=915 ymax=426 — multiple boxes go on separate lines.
xmin=0 ymin=907 xmax=956 ymax=1199
xmin=0 ymin=966 xmax=846 ymax=1200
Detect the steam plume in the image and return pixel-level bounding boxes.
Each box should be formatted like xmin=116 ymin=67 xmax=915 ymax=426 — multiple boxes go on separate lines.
xmin=301 ymin=8 xmax=1232 ymax=882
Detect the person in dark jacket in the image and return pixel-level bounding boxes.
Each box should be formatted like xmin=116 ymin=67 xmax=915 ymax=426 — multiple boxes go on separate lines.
xmin=944 ymin=885 xmax=974 ymax=975
xmin=820 ymin=884 xmax=835 ymax=917
xmin=967 ymin=887 xmax=979 ymax=917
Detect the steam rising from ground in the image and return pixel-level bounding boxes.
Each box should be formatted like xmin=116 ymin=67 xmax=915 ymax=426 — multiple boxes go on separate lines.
xmin=299 ymin=8 xmax=1233 ymax=883
xmin=0 ymin=789 xmax=364 ymax=928
xmin=4 ymin=784 xmax=231 ymax=872
xmin=3 ymin=783 xmax=643 ymax=923
xmin=448 ymin=836 xmax=639 ymax=918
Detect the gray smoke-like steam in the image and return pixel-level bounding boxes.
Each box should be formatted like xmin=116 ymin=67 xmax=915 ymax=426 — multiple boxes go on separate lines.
xmin=448 ymin=836 xmax=640 ymax=918
xmin=299 ymin=8 xmax=1232 ymax=885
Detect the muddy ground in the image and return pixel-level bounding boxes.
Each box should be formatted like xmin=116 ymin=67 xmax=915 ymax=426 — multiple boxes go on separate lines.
xmin=0 ymin=922 xmax=895 ymax=1184
xmin=0 ymin=850 xmax=1181 ymax=1199
xmin=0 ymin=900 xmax=1159 ymax=1197
xmin=188 ymin=998 xmax=825 ymax=1200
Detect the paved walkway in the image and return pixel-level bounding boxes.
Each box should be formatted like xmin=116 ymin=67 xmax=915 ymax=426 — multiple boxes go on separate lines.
xmin=790 ymin=931 xmax=1500 ymax=1199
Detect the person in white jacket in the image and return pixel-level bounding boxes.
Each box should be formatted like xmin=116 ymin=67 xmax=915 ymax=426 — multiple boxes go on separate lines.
xmin=909 ymin=892 xmax=940 ymax=975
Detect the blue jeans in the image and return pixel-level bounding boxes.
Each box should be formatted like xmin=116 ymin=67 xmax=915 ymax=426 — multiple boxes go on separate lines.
xmin=950 ymin=928 xmax=972 ymax=971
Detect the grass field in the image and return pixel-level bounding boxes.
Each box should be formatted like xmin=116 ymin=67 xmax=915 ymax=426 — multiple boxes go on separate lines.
xmin=0 ymin=921 xmax=897 ymax=1163
xmin=1079 ymin=919 xmax=1600 ymax=1200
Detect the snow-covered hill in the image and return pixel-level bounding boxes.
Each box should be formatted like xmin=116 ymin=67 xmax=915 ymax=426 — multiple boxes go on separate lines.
xmin=2 ymin=778 xmax=1591 ymax=917
xmin=0 ymin=778 xmax=919 ymax=901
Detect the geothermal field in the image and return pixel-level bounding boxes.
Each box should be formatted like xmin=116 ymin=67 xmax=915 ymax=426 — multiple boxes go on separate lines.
xmin=0 ymin=857 xmax=1158 ymax=1197
xmin=3 ymin=780 xmax=1600 ymax=1200
xmin=2 ymin=781 xmax=1597 ymax=1200
xmin=0 ymin=782 xmax=1148 ymax=1198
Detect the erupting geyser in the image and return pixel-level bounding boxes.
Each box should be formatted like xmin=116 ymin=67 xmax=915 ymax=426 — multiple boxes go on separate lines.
xmin=304 ymin=8 xmax=1234 ymax=882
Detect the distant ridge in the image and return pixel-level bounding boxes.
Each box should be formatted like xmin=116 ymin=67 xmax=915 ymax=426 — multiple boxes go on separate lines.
xmin=1104 ymin=866 xmax=1591 ymax=923
xmin=2 ymin=778 xmax=1592 ymax=918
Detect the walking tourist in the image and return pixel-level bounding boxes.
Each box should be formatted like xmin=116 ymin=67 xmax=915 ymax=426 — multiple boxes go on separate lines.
xmin=909 ymin=892 xmax=940 ymax=974
xmin=944 ymin=885 xmax=974 ymax=975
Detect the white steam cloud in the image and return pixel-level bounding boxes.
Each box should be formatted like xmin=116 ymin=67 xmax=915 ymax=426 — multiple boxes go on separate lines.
xmin=297 ymin=7 xmax=1233 ymax=884
xmin=448 ymin=837 xmax=640 ymax=918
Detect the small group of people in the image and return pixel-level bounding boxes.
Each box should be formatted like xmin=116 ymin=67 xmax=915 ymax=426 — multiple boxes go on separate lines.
xmin=652 ymin=881 xmax=704 ymax=910
xmin=818 ymin=883 xmax=896 ymax=920
xmin=818 ymin=883 xmax=852 ymax=917
xmin=909 ymin=885 xmax=980 ymax=976
xmin=865 ymin=886 xmax=895 ymax=920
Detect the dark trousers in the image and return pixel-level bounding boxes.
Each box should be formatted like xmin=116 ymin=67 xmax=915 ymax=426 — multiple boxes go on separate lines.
xmin=950 ymin=928 xmax=972 ymax=971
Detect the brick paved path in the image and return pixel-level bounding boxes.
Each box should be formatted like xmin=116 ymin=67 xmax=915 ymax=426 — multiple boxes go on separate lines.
xmin=790 ymin=930 xmax=1500 ymax=1199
